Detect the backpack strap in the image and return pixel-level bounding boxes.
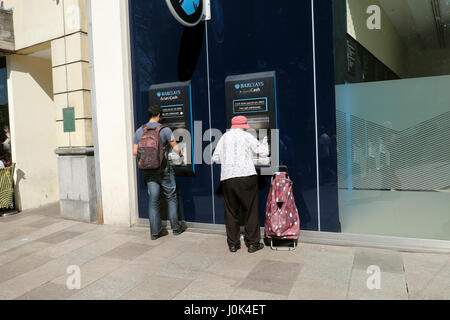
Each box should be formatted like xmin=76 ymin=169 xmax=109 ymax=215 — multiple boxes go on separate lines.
xmin=155 ymin=125 xmax=166 ymax=133
xmin=142 ymin=124 xmax=166 ymax=133
xmin=155 ymin=125 xmax=170 ymax=160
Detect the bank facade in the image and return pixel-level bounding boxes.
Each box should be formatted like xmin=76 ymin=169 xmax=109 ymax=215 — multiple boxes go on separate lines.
xmin=2 ymin=0 xmax=450 ymax=252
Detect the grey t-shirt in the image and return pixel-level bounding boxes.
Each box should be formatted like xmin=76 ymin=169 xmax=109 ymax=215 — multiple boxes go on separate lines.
xmin=134 ymin=122 xmax=175 ymax=147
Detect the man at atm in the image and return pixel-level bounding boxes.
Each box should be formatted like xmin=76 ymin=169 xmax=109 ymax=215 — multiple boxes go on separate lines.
xmin=133 ymin=105 xmax=187 ymax=240
xmin=212 ymin=116 xmax=269 ymax=253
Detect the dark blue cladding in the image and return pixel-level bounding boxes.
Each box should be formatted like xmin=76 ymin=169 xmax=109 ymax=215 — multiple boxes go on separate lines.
xmin=129 ymin=1 xmax=213 ymax=224
xmin=128 ymin=0 xmax=340 ymax=232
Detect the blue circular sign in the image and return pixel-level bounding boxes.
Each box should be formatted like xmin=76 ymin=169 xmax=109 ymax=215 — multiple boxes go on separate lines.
xmin=165 ymin=0 xmax=204 ymax=27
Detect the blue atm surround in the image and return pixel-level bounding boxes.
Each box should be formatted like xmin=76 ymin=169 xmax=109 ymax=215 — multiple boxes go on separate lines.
xmin=129 ymin=0 xmax=340 ymax=232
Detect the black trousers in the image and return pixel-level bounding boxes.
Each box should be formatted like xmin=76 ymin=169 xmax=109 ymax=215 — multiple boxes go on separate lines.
xmin=221 ymin=175 xmax=260 ymax=247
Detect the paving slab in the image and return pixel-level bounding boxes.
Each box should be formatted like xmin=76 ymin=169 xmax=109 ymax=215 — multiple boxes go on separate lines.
xmin=0 ymin=254 xmax=52 ymax=284
xmin=120 ymin=275 xmax=192 ymax=300
xmin=51 ymin=256 xmax=125 ymax=289
xmin=229 ymin=288 xmax=287 ymax=300
xmin=289 ymin=278 xmax=348 ymax=300
xmin=238 ymin=259 xmax=303 ymax=296
xmin=0 ymin=226 xmax=39 ymax=242
xmin=0 ymin=233 xmax=138 ymax=299
xmin=0 ymin=220 xmax=80 ymax=254
xmin=102 ymin=242 xmax=153 ymax=261
xmin=296 ymin=251 xmax=354 ymax=286
xmin=0 ymin=206 xmax=449 ymax=301
xmin=35 ymin=227 xmax=125 ymax=259
xmin=0 ymin=259 xmax=69 ymax=299
xmin=412 ymin=272 xmax=450 ymax=300
xmin=263 ymin=244 xmax=309 ymax=264
xmin=16 ymin=282 xmax=75 ymax=300
xmin=39 ymin=231 xmax=83 ymax=244
xmin=353 ymin=247 xmax=404 ymax=274
xmin=24 ymin=218 xmax=62 ymax=229
xmin=49 ymin=233 xmax=138 ymax=268
xmin=402 ymin=252 xmax=450 ymax=299
xmin=175 ymin=271 xmax=241 ymax=300
xmin=107 ymin=261 xmax=157 ymax=284
xmin=68 ymin=273 xmax=142 ymax=300
xmin=133 ymin=236 xmax=194 ymax=264
xmin=347 ymin=269 xmax=409 ymax=300
xmin=0 ymin=214 xmax=44 ymax=226
xmin=204 ymin=246 xmax=269 ymax=281
xmin=0 ymin=213 xmax=31 ymax=223
xmin=0 ymin=241 xmax=50 ymax=266
xmin=156 ymin=252 xmax=217 ymax=281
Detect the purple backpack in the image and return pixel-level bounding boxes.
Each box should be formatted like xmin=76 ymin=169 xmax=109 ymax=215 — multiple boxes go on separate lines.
xmin=137 ymin=125 xmax=165 ymax=170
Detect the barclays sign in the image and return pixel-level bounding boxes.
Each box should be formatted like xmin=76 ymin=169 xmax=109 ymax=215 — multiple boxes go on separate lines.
xmin=157 ymin=90 xmax=182 ymax=97
xmin=234 ymin=82 xmax=265 ymax=90
xmin=165 ymin=0 xmax=205 ymax=27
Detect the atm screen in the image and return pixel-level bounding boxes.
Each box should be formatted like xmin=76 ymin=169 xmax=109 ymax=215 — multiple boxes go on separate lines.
xmin=225 ymin=71 xmax=278 ymax=170
xmin=149 ymin=81 xmax=195 ymax=176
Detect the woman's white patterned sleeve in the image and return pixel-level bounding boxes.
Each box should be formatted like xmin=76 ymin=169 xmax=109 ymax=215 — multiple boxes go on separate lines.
xmin=248 ymin=133 xmax=269 ymax=157
xmin=212 ymin=137 xmax=223 ymax=164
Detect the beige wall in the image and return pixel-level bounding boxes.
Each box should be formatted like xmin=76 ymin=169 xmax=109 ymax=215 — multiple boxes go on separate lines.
xmin=90 ymin=0 xmax=137 ymax=226
xmin=3 ymin=0 xmax=64 ymax=51
xmin=347 ymin=0 xmax=408 ymax=77
xmin=6 ymin=54 xmax=59 ymax=210
xmin=3 ymin=0 xmax=87 ymax=51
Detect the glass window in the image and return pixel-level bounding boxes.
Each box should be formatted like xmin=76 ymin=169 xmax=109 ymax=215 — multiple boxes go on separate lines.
xmin=332 ymin=0 xmax=450 ymax=240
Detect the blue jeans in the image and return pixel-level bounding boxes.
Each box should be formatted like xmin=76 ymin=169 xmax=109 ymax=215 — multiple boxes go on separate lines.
xmin=147 ymin=166 xmax=181 ymax=235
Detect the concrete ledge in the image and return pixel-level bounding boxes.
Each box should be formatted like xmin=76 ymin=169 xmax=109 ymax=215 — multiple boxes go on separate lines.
xmin=300 ymin=230 xmax=450 ymax=254
xmin=57 ymin=152 xmax=97 ymax=223
xmin=55 ymin=147 xmax=95 ymax=156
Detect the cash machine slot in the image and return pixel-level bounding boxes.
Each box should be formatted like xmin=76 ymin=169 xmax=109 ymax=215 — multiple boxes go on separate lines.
xmin=225 ymin=71 xmax=278 ymax=171
xmin=149 ymin=81 xmax=195 ymax=176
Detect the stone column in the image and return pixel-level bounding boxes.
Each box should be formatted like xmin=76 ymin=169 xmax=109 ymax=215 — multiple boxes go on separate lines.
xmin=51 ymin=0 xmax=97 ymax=222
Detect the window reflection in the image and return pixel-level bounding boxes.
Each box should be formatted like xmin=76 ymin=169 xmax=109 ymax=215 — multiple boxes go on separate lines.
xmin=333 ymin=0 xmax=450 ymax=240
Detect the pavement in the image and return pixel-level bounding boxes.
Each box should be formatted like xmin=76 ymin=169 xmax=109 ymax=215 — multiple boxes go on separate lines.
xmin=0 ymin=203 xmax=449 ymax=300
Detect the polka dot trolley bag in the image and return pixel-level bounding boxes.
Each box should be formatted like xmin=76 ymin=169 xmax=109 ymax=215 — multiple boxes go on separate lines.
xmin=264 ymin=167 xmax=300 ymax=251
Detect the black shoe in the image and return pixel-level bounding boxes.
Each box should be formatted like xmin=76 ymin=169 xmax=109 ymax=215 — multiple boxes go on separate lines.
xmin=229 ymin=244 xmax=241 ymax=253
xmin=173 ymin=224 xmax=187 ymax=236
xmin=151 ymin=229 xmax=169 ymax=240
xmin=248 ymin=243 xmax=264 ymax=253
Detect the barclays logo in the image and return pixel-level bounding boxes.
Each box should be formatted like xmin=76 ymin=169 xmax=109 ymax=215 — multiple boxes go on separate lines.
xmin=235 ymin=82 xmax=264 ymax=90
xmin=158 ymin=90 xmax=181 ymax=97
xmin=179 ymin=0 xmax=200 ymax=15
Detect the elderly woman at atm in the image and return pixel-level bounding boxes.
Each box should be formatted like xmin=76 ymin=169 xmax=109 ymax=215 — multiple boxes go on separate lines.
xmin=212 ymin=116 xmax=269 ymax=253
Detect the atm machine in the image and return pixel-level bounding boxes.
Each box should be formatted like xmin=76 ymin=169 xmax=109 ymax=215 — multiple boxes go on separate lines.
xmin=149 ymin=81 xmax=195 ymax=176
xmin=225 ymin=71 xmax=279 ymax=173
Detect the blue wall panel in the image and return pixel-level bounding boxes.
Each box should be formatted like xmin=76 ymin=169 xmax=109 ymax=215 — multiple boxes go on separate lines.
xmin=207 ymin=0 xmax=319 ymax=231
xmin=129 ymin=0 xmax=340 ymax=232
xmin=129 ymin=1 xmax=214 ymax=224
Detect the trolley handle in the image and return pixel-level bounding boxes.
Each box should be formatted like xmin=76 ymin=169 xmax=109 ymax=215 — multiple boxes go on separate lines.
xmin=271 ymin=165 xmax=290 ymax=181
